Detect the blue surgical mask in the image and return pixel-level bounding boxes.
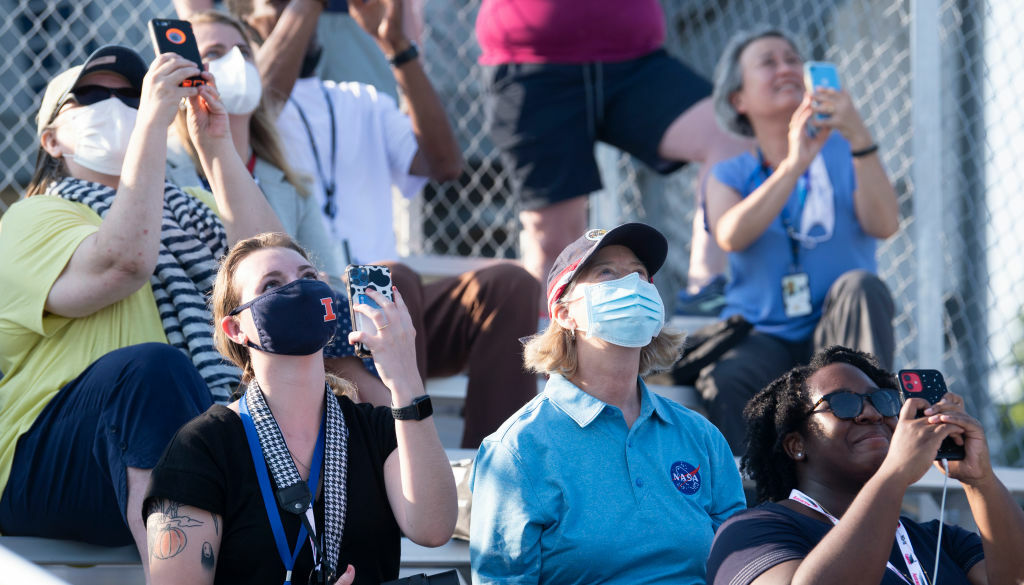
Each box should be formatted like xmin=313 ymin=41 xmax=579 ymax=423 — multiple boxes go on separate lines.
xmin=569 ymin=272 xmax=665 ymax=348
xmin=230 ymin=279 xmax=338 ymax=355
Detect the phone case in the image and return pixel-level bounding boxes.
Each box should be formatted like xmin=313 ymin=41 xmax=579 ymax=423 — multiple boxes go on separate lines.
xmin=897 ymin=369 xmax=966 ymax=460
xmin=148 ymin=19 xmax=205 ymax=86
xmin=345 ymin=265 xmax=394 ymax=358
xmin=803 ymin=61 xmax=840 ymax=137
xmin=804 ymin=61 xmax=841 ymax=92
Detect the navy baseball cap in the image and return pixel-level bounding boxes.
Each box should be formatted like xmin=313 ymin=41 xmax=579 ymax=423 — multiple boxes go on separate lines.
xmin=546 ymin=223 xmax=668 ymax=316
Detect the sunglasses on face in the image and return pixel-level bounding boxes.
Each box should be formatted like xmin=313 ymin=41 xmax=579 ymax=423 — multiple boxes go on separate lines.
xmin=54 ymin=85 xmax=141 ymax=119
xmin=806 ymin=388 xmax=902 ymax=420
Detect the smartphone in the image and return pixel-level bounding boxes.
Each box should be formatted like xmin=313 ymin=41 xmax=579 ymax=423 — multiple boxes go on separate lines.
xmin=148 ymin=18 xmax=205 ymax=87
xmin=803 ymin=61 xmax=840 ymax=137
xmin=897 ymin=369 xmax=966 ymax=461
xmin=345 ymin=264 xmax=394 ymax=358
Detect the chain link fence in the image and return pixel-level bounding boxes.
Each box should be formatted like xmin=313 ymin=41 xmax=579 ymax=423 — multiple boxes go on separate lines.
xmin=1 ymin=0 xmax=1021 ymax=465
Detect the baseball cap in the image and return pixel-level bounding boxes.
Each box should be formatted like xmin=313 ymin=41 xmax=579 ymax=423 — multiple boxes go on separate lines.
xmin=36 ymin=45 xmax=148 ymax=137
xmin=546 ymin=222 xmax=668 ymax=316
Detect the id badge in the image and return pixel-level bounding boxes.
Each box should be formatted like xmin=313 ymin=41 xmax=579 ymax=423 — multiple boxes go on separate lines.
xmin=781 ymin=272 xmax=812 ymax=318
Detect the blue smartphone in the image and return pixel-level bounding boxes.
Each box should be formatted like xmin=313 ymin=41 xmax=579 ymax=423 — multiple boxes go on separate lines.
xmin=803 ymin=61 xmax=840 ymax=137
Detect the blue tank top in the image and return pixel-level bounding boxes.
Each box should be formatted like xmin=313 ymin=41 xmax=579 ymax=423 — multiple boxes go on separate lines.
xmin=712 ymin=134 xmax=877 ymax=341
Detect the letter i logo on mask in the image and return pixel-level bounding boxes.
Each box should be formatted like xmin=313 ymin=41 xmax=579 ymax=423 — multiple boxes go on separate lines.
xmin=321 ymin=297 xmax=336 ymax=322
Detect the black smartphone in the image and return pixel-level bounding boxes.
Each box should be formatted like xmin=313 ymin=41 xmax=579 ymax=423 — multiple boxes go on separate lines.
xmin=897 ymin=369 xmax=966 ymax=461
xmin=345 ymin=264 xmax=394 ymax=358
xmin=148 ymin=18 xmax=205 ymax=87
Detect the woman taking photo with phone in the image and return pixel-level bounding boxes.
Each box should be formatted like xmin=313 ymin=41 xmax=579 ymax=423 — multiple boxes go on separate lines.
xmin=706 ymin=346 xmax=1024 ymax=585
xmin=470 ymin=223 xmax=745 ymax=584
xmin=165 ymin=9 xmax=393 ymax=397
xmin=692 ymin=26 xmax=901 ymax=453
xmin=0 ymin=43 xmax=280 ymax=568
xmin=144 ymin=232 xmax=457 ymax=585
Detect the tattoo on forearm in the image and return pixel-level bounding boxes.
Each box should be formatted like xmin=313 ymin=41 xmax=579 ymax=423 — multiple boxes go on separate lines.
xmin=212 ymin=512 xmax=219 ymax=535
xmin=201 ymin=541 xmax=215 ymax=570
xmin=147 ymin=499 xmax=205 ymax=561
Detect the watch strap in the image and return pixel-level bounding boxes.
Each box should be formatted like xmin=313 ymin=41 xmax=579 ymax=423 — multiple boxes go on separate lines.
xmin=389 ymin=42 xmax=420 ymax=68
xmin=391 ymin=394 xmax=432 ymax=420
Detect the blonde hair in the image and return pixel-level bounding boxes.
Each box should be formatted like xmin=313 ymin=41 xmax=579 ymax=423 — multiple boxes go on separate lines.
xmin=523 ymin=283 xmax=687 ymax=378
xmin=212 ymin=232 xmax=355 ymax=397
xmin=176 ymin=10 xmax=310 ymax=197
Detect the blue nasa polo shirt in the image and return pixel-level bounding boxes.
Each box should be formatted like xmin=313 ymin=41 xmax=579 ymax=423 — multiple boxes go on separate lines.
xmin=470 ymin=374 xmax=746 ymax=585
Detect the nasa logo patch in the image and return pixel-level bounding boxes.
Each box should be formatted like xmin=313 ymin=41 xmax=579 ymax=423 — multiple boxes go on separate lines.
xmin=670 ymin=461 xmax=702 ymax=495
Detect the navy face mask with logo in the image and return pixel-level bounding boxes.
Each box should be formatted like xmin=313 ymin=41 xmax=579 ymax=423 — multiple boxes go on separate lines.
xmin=230 ymin=279 xmax=339 ymax=355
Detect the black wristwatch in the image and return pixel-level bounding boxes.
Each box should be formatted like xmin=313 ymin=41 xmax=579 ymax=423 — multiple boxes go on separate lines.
xmin=391 ymin=394 xmax=433 ymax=421
xmin=389 ymin=42 xmax=419 ymax=68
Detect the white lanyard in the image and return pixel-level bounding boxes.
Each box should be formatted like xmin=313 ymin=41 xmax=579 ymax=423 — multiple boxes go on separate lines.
xmin=789 ymin=489 xmax=930 ymax=585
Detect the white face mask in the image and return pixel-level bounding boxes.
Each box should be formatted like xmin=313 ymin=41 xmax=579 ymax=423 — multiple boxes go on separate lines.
xmin=61 ymin=98 xmax=138 ymax=176
xmin=207 ymin=47 xmax=262 ymax=115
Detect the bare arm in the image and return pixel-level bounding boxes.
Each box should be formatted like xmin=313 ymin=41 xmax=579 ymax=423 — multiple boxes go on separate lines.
xmin=813 ymin=88 xmax=898 ymax=239
xmin=350 ymin=0 xmax=462 ymax=181
xmin=146 ymin=500 xmax=221 ymax=585
xmin=251 ymin=0 xmax=324 ymax=112
xmin=752 ymin=399 xmax=962 ymax=585
xmin=172 ymin=0 xmax=212 ymax=18
xmin=185 ymin=82 xmax=284 ymax=244
xmin=711 ymin=98 xmax=827 ymax=252
xmin=924 ymin=397 xmax=1024 ymax=585
xmin=45 ymin=55 xmax=202 ymax=318
xmin=350 ymin=288 xmax=458 ymax=545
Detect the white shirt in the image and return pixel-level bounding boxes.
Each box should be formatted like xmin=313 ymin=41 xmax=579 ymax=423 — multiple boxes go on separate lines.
xmin=277 ymin=77 xmax=427 ymax=264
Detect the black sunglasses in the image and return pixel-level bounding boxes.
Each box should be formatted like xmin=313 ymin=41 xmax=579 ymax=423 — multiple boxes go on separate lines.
xmin=806 ymin=388 xmax=902 ymax=420
xmin=55 ymin=85 xmax=141 ymax=117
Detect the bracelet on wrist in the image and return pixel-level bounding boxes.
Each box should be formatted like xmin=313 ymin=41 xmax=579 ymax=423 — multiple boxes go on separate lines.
xmin=389 ymin=42 xmax=419 ymax=68
xmin=851 ymin=143 xmax=879 ymax=158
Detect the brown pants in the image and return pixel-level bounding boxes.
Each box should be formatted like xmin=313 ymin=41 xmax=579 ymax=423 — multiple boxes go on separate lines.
xmin=386 ymin=261 xmax=540 ymax=448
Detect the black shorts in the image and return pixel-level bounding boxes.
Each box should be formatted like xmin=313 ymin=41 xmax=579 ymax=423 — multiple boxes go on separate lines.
xmin=484 ymin=49 xmax=712 ymax=210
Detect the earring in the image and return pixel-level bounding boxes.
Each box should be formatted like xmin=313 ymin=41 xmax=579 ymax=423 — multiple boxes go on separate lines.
xmin=795 ymin=452 xmax=804 ymax=460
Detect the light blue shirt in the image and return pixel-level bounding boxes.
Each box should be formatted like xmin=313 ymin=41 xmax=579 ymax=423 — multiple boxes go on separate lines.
xmin=470 ymin=374 xmax=746 ymax=585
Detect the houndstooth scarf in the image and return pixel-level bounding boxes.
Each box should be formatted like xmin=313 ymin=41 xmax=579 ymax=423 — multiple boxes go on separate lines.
xmin=244 ymin=381 xmax=348 ymax=579
xmin=48 ymin=177 xmax=240 ymax=401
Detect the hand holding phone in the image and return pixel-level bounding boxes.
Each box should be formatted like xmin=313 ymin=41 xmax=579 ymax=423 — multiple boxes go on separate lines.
xmin=803 ymin=61 xmax=840 ymax=138
xmin=345 ymin=264 xmax=395 ymax=358
xmin=897 ymin=369 xmax=966 ymax=461
xmin=148 ymin=19 xmax=205 ymax=87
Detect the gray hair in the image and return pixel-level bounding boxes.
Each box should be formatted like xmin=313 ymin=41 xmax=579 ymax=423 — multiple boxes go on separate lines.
xmin=713 ymin=25 xmax=803 ymax=138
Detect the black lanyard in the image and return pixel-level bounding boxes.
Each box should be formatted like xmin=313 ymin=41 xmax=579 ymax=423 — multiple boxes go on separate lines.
xmin=289 ymin=82 xmax=338 ymax=220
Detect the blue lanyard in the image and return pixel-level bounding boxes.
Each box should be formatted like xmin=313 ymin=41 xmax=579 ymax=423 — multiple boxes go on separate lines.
xmin=239 ymin=395 xmax=326 ymax=585
xmin=750 ymin=150 xmax=810 ymax=269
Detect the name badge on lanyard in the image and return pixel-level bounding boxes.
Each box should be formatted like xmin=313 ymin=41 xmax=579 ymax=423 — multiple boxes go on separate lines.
xmin=781 ymin=170 xmax=812 ymax=318
xmin=782 ymin=272 xmax=812 ymax=317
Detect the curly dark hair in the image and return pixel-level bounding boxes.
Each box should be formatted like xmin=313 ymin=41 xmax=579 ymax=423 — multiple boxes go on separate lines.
xmin=740 ymin=345 xmax=898 ymax=503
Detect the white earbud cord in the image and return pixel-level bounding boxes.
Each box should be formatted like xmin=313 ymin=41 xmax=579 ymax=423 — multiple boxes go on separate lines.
xmin=931 ymin=458 xmax=950 ymax=585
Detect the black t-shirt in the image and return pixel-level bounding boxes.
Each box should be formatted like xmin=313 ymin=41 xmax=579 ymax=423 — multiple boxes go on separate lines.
xmin=706 ymin=501 xmax=984 ymax=585
xmin=144 ymin=397 xmax=399 ymax=585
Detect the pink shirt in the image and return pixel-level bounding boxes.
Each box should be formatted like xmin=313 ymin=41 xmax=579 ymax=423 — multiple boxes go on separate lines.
xmin=475 ymin=0 xmax=665 ymax=65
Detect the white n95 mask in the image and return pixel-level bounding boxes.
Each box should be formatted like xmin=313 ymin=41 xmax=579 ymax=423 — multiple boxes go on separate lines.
xmin=62 ymin=98 xmax=138 ymax=176
xmin=569 ymin=272 xmax=665 ymax=348
xmin=207 ymin=47 xmax=262 ymax=115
